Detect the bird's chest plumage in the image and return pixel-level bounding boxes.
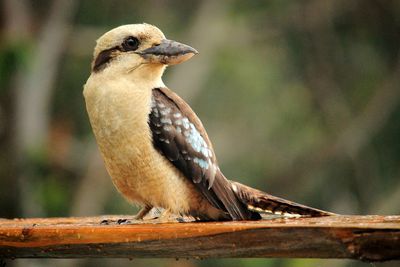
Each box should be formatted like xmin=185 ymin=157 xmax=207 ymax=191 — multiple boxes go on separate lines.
xmin=83 ymin=81 xmax=202 ymax=213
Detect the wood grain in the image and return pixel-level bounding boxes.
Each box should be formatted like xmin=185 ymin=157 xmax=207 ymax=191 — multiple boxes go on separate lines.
xmin=0 ymin=215 xmax=399 ymax=261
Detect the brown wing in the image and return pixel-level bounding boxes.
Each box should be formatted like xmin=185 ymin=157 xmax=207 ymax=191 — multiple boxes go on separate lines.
xmin=149 ymin=87 xmax=255 ymax=220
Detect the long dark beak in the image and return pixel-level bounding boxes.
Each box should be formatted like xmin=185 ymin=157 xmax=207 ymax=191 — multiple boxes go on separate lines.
xmin=137 ymin=39 xmax=198 ymax=65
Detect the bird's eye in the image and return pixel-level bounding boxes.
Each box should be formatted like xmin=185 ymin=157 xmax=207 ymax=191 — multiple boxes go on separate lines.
xmin=122 ymin=36 xmax=140 ymax=51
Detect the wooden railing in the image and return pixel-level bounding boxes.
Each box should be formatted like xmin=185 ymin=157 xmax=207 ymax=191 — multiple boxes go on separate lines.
xmin=0 ymin=215 xmax=399 ymax=261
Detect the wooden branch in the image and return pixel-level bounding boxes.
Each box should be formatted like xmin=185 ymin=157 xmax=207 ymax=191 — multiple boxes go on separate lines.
xmin=0 ymin=215 xmax=399 ymax=261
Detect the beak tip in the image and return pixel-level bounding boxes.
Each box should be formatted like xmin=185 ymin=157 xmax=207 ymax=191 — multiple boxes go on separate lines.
xmin=139 ymin=40 xmax=199 ymax=64
xmin=183 ymin=44 xmax=198 ymax=55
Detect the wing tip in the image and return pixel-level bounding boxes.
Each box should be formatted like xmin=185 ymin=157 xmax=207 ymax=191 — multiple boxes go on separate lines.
xmin=231 ymin=181 xmax=336 ymax=218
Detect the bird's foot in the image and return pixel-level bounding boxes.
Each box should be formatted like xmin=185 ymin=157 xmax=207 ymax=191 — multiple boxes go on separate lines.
xmin=150 ymin=209 xmax=194 ymax=223
xmin=99 ymin=218 xmax=133 ymax=225
xmin=98 ymin=206 xmax=154 ymax=225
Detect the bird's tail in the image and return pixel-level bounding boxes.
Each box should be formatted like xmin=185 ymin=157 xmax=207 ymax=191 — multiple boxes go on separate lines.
xmin=231 ymin=181 xmax=335 ymax=217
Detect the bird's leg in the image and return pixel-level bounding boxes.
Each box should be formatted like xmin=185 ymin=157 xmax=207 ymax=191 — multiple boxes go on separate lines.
xmin=134 ymin=205 xmax=153 ymax=220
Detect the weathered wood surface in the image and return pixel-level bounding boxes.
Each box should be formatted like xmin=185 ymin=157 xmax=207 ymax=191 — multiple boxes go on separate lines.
xmin=0 ymin=215 xmax=399 ymax=261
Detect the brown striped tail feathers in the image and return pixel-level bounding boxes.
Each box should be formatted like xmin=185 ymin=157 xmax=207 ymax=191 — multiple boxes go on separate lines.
xmin=231 ymin=181 xmax=335 ymax=218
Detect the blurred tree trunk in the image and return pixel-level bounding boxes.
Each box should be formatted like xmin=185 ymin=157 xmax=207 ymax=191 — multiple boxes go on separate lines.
xmin=1 ymin=0 xmax=32 ymax=218
xmin=12 ymin=0 xmax=77 ymax=217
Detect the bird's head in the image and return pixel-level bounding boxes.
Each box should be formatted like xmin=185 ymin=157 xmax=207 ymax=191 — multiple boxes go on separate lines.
xmin=91 ymin=24 xmax=198 ymax=75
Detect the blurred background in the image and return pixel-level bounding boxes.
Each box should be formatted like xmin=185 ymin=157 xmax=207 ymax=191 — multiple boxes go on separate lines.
xmin=1 ymin=0 xmax=400 ymax=266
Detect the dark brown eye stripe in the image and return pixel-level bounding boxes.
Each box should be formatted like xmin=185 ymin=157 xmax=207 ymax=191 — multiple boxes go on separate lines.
xmin=92 ymin=36 xmax=142 ymax=73
xmin=92 ymin=46 xmax=121 ymax=72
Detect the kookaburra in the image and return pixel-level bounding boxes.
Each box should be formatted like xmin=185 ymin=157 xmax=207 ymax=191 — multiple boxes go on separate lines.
xmin=83 ymin=24 xmax=333 ymax=221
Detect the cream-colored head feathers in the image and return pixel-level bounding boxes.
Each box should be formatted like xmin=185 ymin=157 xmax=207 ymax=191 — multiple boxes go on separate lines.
xmin=89 ymin=23 xmax=197 ymax=83
xmin=93 ymin=23 xmax=165 ymax=60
